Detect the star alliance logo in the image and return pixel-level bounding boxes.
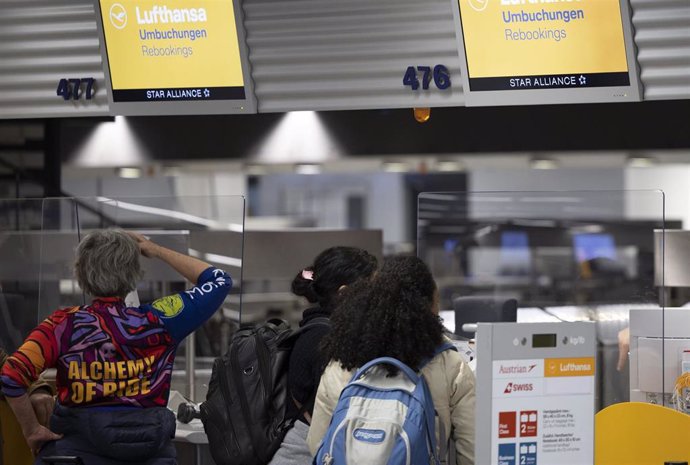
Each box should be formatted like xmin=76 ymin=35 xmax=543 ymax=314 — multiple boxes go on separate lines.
xmin=579 ymin=75 xmax=587 ymax=85
xmin=203 ymin=88 xmax=210 ymax=98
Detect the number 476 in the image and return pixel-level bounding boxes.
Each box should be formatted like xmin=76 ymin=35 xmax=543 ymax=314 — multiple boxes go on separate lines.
xmin=403 ymin=65 xmax=451 ymax=91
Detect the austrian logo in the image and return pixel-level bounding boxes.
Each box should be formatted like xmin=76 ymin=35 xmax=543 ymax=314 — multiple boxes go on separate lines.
xmin=504 ymin=382 xmax=534 ymax=394
xmin=499 ymin=364 xmax=537 ymax=375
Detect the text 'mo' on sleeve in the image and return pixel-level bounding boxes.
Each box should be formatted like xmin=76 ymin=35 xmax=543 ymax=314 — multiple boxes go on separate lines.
xmin=144 ymin=267 xmax=232 ymax=342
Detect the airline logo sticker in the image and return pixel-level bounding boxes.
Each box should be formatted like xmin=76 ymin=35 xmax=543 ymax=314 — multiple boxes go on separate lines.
xmin=467 ymin=0 xmax=489 ymax=12
xmin=494 ymin=378 xmax=544 ymax=397
xmin=545 ymin=357 xmax=595 ymax=377
xmin=493 ymin=359 xmax=543 ymax=378
xmin=109 ymin=3 xmax=127 ymax=29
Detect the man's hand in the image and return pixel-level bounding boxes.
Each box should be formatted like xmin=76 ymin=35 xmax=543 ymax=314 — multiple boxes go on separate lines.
xmin=25 ymin=424 xmax=62 ymax=455
xmin=127 ymin=231 xmax=160 ymax=259
xmin=29 ymin=390 xmax=54 ymax=427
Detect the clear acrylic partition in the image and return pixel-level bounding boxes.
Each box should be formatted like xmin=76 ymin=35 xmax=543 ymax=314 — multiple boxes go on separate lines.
xmin=417 ymin=190 xmax=673 ymax=412
xmin=38 ymin=195 xmax=245 ymax=403
xmin=0 ymin=198 xmax=45 ymax=354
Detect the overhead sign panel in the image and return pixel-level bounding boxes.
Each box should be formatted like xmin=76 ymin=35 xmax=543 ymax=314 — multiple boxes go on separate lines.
xmin=452 ymin=0 xmax=642 ymax=106
xmin=96 ymin=0 xmax=255 ymax=114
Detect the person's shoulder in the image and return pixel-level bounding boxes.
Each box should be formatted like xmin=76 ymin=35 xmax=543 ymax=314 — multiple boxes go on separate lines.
xmin=322 ymin=360 xmax=353 ymax=387
xmin=426 ymin=346 xmax=470 ymax=381
xmin=47 ymin=306 xmax=80 ymax=324
xmin=298 ymin=321 xmax=331 ymax=343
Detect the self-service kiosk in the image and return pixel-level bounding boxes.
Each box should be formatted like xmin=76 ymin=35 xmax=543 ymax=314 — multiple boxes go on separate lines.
xmin=476 ymin=322 xmax=596 ymax=465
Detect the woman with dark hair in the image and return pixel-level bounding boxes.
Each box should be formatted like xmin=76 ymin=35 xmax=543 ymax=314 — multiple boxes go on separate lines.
xmin=306 ymin=256 xmax=475 ymax=465
xmin=268 ymin=246 xmax=377 ymax=465
xmin=1 ymin=230 xmax=232 ymax=465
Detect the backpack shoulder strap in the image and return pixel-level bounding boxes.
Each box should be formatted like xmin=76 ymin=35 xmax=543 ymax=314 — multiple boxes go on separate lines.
xmin=419 ymin=341 xmax=458 ymax=370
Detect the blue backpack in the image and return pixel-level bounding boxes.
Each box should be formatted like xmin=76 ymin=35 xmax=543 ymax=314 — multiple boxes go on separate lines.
xmin=313 ymin=343 xmax=457 ymax=465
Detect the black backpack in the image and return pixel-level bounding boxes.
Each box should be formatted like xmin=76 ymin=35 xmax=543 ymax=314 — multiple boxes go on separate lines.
xmin=200 ymin=318 xmax=330 ymax=465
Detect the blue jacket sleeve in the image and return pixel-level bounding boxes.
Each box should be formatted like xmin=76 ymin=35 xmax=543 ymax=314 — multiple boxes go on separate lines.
xmin=143 ymin=267 xmax=232 ymax=342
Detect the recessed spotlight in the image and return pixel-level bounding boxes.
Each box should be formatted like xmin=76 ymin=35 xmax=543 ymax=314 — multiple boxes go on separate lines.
xmin=295 ymin=164 xmax=321 ymax=175
xmin=627 ymin=156 xmax=656 ymax=168
xmin=117 ymin=167 xmax=142 ymax=178
xmin=436 ymin=160 xmax=464 ymax=172
xmin=245 ymin=164 xmax=267 ymax=176
xmin=530 ymin=158 xmax=559 ymax=170
xmin=383 ymin=161 xmax=409 ymax=172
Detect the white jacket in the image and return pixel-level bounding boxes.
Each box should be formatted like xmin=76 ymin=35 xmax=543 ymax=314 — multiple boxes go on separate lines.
xmin=306 ymin=349 xmax=476 ymax=465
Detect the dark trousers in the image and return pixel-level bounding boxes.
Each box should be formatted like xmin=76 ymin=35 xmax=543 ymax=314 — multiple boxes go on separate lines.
xmin=38 ymin=404 xmax=177 ymax=465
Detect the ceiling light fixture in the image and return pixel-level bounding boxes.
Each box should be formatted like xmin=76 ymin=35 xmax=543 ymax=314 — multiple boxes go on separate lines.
xmin=117 ymin=167 xmax=142 ymax=178
xmin=530 ymin=158 xmax=559 ymax=170
xmin=436 ymin=160 xmax=464 ymax=172
xmin=383 ymin=161 xmax=409 ymax=172
xmin=627 ymin=156 xmax=656 ymax=168
xmin=295 ymin=164 xmax=321 ymax=175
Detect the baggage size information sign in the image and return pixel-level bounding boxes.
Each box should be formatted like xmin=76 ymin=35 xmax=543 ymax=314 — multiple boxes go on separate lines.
xmin=492 ymin=357 xmax=594 ymax=465
xmin=99 ymin=0 xmax=246 ymax=102
xmin=457 ymin=0 xmax=630 ymax=91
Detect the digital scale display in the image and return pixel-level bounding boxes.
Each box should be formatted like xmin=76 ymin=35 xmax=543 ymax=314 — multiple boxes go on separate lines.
xmin=532 ymin=333 xmax=557 ymax=348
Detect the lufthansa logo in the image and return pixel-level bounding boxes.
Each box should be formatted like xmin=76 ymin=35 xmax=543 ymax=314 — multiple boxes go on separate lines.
xmin=467 ymin=0 xmax=489 ymax=12
xmin=109 ymin=3 xmax=128 ymax=29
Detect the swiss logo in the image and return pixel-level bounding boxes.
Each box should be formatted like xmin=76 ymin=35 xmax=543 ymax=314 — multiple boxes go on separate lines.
xmin=504 ymin=382 xmax=533 ymax=394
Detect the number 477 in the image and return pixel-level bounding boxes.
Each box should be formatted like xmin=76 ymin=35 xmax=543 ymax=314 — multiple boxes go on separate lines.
xmin=57 ymin=78 xmax=95 ymax=100
xmin=403 ymin=65 xmax=451 ymax=91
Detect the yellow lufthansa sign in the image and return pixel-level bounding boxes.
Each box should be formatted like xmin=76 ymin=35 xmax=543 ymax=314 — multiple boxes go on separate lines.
xmin=544 ymin=357 xmax=595 ymax=377
xmin=457 ymin=0 xmax=631 ymax=91
xmin=99 ymin=0 xmax=246 ymax=102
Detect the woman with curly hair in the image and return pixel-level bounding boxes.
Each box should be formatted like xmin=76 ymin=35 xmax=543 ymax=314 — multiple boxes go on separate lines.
xmin=306 ymin=255 xmax=475 ymax=465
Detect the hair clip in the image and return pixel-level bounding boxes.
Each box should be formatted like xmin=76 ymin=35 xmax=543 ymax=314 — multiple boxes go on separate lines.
xmin=302 ymin=269 xmax=314 ymax=281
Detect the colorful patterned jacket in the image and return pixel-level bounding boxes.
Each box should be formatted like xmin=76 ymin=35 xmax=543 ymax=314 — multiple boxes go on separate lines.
xmin=1 ymin=266 xmax=231 ymax=408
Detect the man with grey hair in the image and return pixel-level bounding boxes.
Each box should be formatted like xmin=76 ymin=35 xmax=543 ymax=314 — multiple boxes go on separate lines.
xmin=1 ymin=229 xmax=232 ymax=465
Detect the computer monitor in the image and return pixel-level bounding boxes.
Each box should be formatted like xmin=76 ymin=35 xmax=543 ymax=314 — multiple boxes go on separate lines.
xmin=453 ymin=296 xmax=518 ymax=339
xmin=573 ymin=233 xmax=617 ymax=263
xmin=499 ymin=230 xmax=531 ymax=275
